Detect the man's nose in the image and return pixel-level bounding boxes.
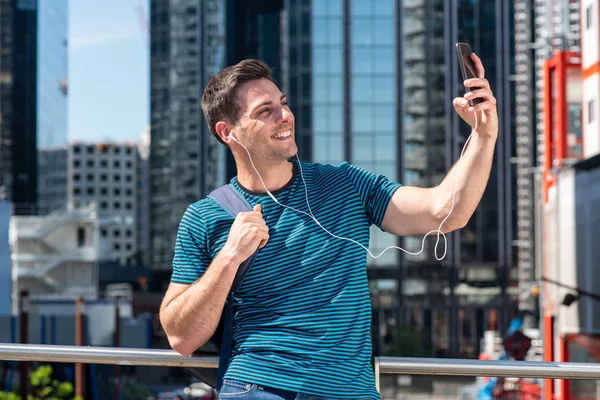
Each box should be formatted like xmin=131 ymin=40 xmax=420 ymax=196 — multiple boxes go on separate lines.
xmin=276 ymin=105 xmax=292 ymax=123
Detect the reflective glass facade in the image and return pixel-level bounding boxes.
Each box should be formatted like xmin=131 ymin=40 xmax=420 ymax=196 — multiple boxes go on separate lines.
xmin=306 ymin=0 xmax=517 ymax=357
xmin=0 ymin=0 xmax=14 ymax=200
xmin=150 ymin=0 xmax=518 ymax=359
xmin=36 ymin=0 xmax=68 ymax=149
xmin=0 ymin=0 xmax=68 ymax=214
xmin=150 ymin=0 xmax=284 ymax=274
xmin=36 ymin=0 xmax=68 ymax=215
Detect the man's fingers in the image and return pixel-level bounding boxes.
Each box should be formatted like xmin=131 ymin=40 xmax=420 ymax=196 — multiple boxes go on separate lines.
xmin=471 ymin=53 xmax=485 ymax=78
xmin=253 ymin=204 xmax=262 ymax=213
xmin=464 ymin=78 xmax=490 ymax=89
xmin=464 ymin=89 xmax=496 ymax=104
xmin=258 ymin=230 xmax=270 ymax=249
xmin=468 ymin=100 xmax=496 ymax=113
xmin=453 ymin=97 xmax=470 ymax=109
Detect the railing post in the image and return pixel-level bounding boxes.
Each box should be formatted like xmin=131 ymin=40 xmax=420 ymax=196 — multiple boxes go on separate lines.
xmin=114 ymin=298 xmax=121 ymax=400
xmin=19 ymin=290 xmax=29 ymax=399
xmin=75 ymin=297 xmax=85 ymax=398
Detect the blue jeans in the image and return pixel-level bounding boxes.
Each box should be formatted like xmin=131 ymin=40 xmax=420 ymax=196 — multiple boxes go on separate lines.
xmin=218 ymin=379 xmax=372 ymax=400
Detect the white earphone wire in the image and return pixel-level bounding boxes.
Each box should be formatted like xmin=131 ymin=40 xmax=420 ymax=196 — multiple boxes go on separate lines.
xmin=229 ymin=111 xmax=479 ymax=261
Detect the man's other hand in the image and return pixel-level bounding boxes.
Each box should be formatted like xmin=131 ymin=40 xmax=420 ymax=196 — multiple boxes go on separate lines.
xmin=220 ymin=204 xmax=269 ymax=263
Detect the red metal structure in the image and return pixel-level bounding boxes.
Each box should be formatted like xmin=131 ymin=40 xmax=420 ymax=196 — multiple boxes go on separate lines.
xmin=542 ymin=51 xmax=583 ymax=204
xmin=542 ymin=50 xmax=582 ymax=400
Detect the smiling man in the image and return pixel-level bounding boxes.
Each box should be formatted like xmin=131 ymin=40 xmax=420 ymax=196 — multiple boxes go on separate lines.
xmin=159 ymin=59 xmax=498 ymax=399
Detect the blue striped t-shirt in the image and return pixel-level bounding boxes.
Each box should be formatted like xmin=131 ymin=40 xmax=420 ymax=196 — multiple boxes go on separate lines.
xmin=171 ymin=161 xmax=401 ymax=399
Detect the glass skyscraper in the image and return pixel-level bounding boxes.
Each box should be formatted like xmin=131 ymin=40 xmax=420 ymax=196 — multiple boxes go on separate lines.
xmin=150 ymin=0 xmax=285 ymax=278
xmin=0 ymin=0 xmax=68 ymax=214
xmin=150 ymin=0 xmax=518 ymax=358
xmin=301 ymin=0 xmax=518 ymax=357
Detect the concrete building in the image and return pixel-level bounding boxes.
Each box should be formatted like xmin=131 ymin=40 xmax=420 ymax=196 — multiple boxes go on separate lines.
xmin=137 ymin=128 xmax=151 ymax=267
xmin=9 ymin=204 xmax=99 ymax=313
xmin=68 ymin=142 xmax=138 ymax=265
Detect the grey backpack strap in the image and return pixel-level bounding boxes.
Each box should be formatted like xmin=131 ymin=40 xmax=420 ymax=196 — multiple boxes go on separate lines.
xmin=207 ymin=183 xmax=258 ymax=294
xmin=208 ymin=184 xmax=253 ymax=217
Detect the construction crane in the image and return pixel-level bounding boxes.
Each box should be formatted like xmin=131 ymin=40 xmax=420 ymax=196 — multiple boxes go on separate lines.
xmin=133 ymin=0 xmax=149 ymax=47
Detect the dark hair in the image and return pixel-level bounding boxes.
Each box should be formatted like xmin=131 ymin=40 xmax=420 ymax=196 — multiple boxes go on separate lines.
xmin=201 ymin=59 xmax=275 ymax=144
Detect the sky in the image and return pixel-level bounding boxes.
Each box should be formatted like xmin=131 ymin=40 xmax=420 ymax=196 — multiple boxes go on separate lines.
xmin=68 ymin=0 xmax=149 ymax=143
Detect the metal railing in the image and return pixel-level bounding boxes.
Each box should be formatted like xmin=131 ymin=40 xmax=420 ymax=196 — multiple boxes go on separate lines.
xmin=3 ymin=343 xmax=600 ymax=392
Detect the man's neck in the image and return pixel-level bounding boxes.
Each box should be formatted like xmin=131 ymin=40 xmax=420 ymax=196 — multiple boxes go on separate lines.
xmin=236 ymin=159 xmax=294 ymax=193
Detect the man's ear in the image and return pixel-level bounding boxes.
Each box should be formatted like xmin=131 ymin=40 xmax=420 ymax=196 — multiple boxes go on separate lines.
xmin=215 ymin=121 xmax=233 ymax=143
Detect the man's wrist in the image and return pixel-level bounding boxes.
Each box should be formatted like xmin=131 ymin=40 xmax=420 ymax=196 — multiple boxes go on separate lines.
xmin=216 ymin=246 xmax=243 ymax=268
xmin=474 ymin=129 xmax=498 ymax=143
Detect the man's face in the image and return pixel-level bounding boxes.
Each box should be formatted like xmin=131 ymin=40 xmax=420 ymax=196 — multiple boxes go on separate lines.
xmin=232 ymin=78 xmax=297 ymax=163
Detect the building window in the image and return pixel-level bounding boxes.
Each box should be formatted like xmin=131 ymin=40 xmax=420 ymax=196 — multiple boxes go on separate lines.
xmin=87 ymin=146 xmax=95 ymax=154
xmin=125 ymin=189 xmax=133 ymax=196
xmin=86 ymin=187 xmax=95 ymax=195
xmin=589 ymin=98 xmax=597 ymax=123
xmin=101 ymin=160 xmax=108 ymax=168
xmin=100 ymin=174 xmax=108 ymax=181
xmin=125 ymin=175 xmax=132 ymax=182
xmin=114 ymin=188 xmax=121 ymax=196
xmin=100 ymin=187 xmax=108 ymax=195
xmin=125 ymin=148 xmax=132 ymax=155
xmin=73 ymin=159 xmax=81 ymax=167
xmin=125 ymin=202 xmax=132 ymax=210
xmin=114 ymin=229 xmax=121 ymax=237
xmin=114 ymin=147 xmax=121 ymax=154
xmin=114 ymin=243 xmax=121 ymax=251
xmin=73 ymin=146 xmax=81 ymax=154
xmin=114 ymin=160 xmax=121 ymax=168
xmin=77 ymin=227 xmax=86 ymax=247
xmin=586 ymin=5 xmax=593 ymax=30
xmin=73 ymin=188 xmax=81 ymax=195
xmin=114 ymin=202 xmax=121 ymax=209
xmin=126 ymin=161 xmax=133 ymax=168
xmin=126 ymin=243 xmax=132 ymax=251
xmin=114 ymin=175 xmax=121 ymax=182
xmin=100 ymin=201 xmax=108 ymax=209
xmin=100 ymin=228 xmax=107 ymax=237
xmin=87 ymin=174 xmax=94 ymax=181
xmin=87 ymin=160 xmax=94 ymax=167
xmin=73 ymin=173 xmax=80 ymax=181
xmin=126 ymin=230 xmax=132 ymax=237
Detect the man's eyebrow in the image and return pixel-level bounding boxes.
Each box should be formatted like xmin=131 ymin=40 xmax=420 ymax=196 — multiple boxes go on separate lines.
xmin=250 ymin=94 xmax=287 ymax=114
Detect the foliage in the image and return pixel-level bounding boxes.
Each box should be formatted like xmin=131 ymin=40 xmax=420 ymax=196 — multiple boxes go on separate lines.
xmin=385 ymin=326 xmax=429 ymax=357
xmin=121 ymin=379 xmax=154 ymax=400
xmin=0 ymin=365 xmax=82 ymax=400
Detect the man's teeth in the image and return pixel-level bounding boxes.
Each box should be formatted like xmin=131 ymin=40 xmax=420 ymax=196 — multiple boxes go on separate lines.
xmin=273 ymin=130 xmax=291 ymax=139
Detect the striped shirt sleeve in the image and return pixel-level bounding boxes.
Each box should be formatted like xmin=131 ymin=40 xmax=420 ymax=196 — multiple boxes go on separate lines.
xmin=171 ymin=203 xmax=211 ymax=284
xmin=340 ymin=162 xmax=402 ymax=228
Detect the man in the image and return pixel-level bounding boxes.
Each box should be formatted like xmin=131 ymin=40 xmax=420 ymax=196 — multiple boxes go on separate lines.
xmin=160 ymin=58 xmax=498 ymax=399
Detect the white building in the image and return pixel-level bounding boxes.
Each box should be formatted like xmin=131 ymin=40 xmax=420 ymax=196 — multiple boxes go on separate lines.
xmin=9 ymin=204 xmax=99 ymax=313
xmin=68 ymin=142 xmax=138 ymax=265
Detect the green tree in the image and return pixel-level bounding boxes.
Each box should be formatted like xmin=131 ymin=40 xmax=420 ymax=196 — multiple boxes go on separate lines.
xmin=385 ymin=326 xmax=429 ymax=357
xmin=0 ymin=365 xmax=82 ymax=400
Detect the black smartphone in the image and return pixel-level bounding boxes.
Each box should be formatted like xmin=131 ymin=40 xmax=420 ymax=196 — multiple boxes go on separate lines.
xmin=455 ymin=42 xmax=483 ymax=106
